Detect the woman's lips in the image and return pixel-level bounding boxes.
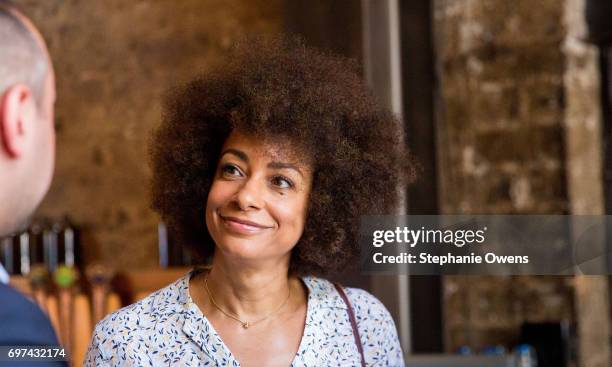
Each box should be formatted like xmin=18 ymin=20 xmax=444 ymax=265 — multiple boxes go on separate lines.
xmin=220 ymin=215 xmax=272 ymax=234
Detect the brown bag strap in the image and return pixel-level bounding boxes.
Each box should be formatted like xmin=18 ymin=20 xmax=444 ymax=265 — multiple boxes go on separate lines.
xmin=333 ymin=283 xmax=366 ymax=367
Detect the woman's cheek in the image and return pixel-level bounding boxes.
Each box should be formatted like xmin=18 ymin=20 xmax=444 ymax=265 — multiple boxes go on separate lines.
xmin=278 ymin=198 xmax=308 ymax=231
xmin=208 ymin=180 xmax=234 ymax=206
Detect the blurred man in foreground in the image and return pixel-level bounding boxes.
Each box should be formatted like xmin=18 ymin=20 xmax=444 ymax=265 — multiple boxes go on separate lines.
xmin=0 ymin=2 xmax=66 ymax=366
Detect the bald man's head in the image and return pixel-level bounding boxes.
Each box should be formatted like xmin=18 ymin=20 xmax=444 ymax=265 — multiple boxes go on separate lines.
xmin=0 ymin=1 xmax=48 ymax=106
xmin=0 ymin=1 xmax=55 ymax=236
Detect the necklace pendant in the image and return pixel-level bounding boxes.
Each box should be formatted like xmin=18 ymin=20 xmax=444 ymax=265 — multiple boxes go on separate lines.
xmin=243 ymin=322 xmax=249 ymax=329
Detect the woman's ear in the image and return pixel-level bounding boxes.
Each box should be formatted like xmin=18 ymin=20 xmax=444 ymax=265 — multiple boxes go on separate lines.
xmin=0 ymin=84 xmax=33 ymax=158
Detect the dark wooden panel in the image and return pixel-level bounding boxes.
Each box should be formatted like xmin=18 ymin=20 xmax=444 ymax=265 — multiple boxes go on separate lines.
xmin=401 ymin=0 xmax=444 ymax=353
xmin=283 ymin=0 xmax=367 ymax=291
xmin=283 ymin=0 xmax=362 ymax=63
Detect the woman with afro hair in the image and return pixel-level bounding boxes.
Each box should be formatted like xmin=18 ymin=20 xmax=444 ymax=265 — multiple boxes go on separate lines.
xmin=85 ymin=37 xmax=415 ymax=367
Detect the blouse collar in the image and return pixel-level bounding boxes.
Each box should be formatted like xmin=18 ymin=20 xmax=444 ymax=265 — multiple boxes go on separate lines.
xmin=178 ymin=269 xmax=347 ymax=365
xmin=129 ymin=269 xmax=351 ymax=366
xmin=168 ymin=268 xmax=349 ymax=312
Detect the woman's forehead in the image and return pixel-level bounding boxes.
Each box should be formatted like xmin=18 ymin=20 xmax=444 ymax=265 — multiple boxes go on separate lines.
xmin=221 ymin=131 xmax=310 ymax=165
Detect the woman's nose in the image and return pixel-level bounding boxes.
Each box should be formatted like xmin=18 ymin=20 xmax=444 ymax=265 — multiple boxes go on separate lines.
xmin=234 ymin=178 xmax=265 ymax=210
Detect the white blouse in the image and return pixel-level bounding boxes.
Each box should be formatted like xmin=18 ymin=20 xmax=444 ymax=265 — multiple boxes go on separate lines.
xmin=85 ymin=270 xmax=405 ymax=366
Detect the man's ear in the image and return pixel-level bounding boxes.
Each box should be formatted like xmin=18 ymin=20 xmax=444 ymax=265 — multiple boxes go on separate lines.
xmin=0 ymin=84 xmax=33 ymax=158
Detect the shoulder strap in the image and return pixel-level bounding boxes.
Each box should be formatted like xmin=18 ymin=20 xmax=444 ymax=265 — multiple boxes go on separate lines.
xmin=333 ymin=283 xmax=366 ymax=367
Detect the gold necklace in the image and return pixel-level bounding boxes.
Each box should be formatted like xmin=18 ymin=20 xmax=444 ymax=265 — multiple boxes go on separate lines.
xmin=204 ymin=275 xmax=291 ymax=329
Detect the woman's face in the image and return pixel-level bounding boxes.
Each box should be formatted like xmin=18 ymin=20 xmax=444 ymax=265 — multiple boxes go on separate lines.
xmin=205 ymin=131 xmax=312 ymax=264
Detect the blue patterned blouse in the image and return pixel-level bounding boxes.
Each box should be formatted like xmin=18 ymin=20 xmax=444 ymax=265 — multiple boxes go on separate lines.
xmin=84 ymin=271 xmax=405 ymax=366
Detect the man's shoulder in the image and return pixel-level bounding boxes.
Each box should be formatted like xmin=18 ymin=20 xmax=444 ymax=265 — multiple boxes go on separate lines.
xmin=0 ymin=283 xmax=61 ymax=346
xmin=0 ymin=283 xmax=53 ymax=327
xmin=0 ymin=283 xmax=36 ymax=311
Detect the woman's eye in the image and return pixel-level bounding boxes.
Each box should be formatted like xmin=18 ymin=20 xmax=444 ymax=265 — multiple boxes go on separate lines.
xmin=221 ymin=164 xmax=242 ymax=177
xmin=272 ymin=176 xmax=293 ymax=189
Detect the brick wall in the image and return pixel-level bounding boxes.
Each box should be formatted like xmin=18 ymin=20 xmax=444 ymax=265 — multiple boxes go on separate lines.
xmin=434 ymin=0 xmax=576 ymax=353
xmin=16 ymin=0 xmax=282 ymax=269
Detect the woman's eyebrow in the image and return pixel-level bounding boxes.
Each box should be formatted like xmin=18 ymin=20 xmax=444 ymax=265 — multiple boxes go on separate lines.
xmin=268 ymin=162 xmax=304 ymax=177
xmin=220 ymin=148 xmax=248 ymax=162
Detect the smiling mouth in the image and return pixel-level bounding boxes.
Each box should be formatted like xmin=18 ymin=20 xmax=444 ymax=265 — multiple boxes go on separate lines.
xmin=219 ymin=215 xmax=272 ymax=233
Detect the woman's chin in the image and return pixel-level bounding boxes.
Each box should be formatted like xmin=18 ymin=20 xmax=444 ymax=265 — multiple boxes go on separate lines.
xmin=216 ymin=238 xmax=270 ymax=261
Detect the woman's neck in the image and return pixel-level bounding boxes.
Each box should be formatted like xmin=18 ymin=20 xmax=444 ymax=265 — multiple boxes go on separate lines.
xmin=202 ymin=252 xmax=293 ymax=319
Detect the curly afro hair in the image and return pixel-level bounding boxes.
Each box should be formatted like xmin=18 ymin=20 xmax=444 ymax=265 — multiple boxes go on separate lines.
xmin=150 ymin=36 xmax=417 ymax=277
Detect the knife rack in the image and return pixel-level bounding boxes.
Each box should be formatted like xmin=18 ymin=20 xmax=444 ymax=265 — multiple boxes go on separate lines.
xmin=8 ymin=266 xmax=191 ymax=366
